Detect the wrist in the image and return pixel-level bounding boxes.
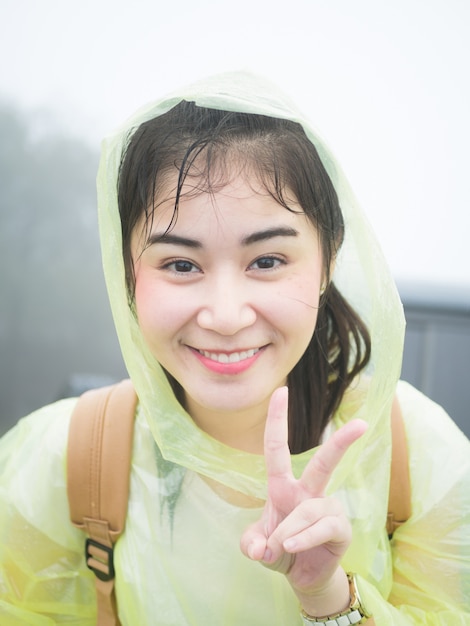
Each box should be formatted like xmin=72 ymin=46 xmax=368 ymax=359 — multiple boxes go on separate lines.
xmin=300 ymin=572 xmax=371 ymax=625
xmin=296 ymin=568 xmax=349 ymax=618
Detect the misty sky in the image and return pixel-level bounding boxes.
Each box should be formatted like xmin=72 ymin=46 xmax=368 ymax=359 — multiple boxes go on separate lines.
xmin=1 ymin=0 xmax=469 ymax=287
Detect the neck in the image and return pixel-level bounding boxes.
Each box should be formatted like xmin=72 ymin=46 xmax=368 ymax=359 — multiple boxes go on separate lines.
xmin=184 ymin=397 xmax=267 ymax=455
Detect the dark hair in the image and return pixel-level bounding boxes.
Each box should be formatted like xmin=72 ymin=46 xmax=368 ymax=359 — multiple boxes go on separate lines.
xmin=118 ymin=101 xmax=371 ymax=452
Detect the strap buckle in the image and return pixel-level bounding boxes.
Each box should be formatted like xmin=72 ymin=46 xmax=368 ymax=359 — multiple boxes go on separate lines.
xmin=85 ymin=538 xmax=115 ymax=582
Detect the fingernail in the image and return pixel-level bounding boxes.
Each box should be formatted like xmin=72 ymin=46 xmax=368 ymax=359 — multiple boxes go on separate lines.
xmin=284 ymin=538 xmax=296 ymax=551
xmin=247 ymin=543 xmax=256 ymax=559
xmin=262 ymin=548 xmax=273 ymax=562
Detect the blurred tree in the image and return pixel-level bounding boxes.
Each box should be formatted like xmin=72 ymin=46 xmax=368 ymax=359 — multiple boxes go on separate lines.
xmin=0 ymin=103 xmax=126 ymax=434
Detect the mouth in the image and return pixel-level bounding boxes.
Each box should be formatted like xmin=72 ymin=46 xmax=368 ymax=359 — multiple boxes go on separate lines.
xmin=196 ymin=348 xmax=260 ymax=364
xmin=188 ymin=345 xmax=265 ymax=375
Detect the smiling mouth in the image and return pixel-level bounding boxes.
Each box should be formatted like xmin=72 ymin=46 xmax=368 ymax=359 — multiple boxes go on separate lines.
xmin=196 ymin=348 xmax=260 ymax=364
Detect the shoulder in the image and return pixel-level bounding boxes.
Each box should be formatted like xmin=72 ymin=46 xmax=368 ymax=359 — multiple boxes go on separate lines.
xmin=1 ymin=398 xmax=77 ymax=473
xmin=389 ymin=383 xmax=470 ymax=611
xmin=395 ymin=380 xmax=470 ymax=513
xmin=0 ymin=398 xmax=80 ymax=544
xmin=395 ymin=379 xmax=468 ymax=450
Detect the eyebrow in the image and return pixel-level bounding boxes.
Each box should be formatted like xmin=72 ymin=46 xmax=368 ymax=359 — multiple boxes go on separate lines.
xmin=147 ymin=232 xmax=202 ymax=248
xmin=147 ymin=226 xmax=299 ymax=248
xmin=241 ymin=226 xmax=299 ymax=245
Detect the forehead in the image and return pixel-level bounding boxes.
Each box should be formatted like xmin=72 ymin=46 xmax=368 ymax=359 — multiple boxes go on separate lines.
xmin=143 ymin=173 xmax=316 ymax=244
xmin=162 ymin=162 xmax=292 ymax=205
xmin=157 ymin=159 xmax=300 ymax=215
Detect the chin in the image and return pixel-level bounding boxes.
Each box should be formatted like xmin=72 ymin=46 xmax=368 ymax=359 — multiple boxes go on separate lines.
xmin=190 ymin=384 xmax=273 ymax=415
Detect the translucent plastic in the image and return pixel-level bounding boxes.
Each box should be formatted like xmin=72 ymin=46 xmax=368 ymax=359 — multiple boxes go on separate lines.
xmin=1 ymin=71 xmax=469 ymax=624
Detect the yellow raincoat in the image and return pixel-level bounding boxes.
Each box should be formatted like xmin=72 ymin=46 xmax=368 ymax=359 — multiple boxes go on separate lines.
xmin=0 ymin=72 xmax=469 ymax=625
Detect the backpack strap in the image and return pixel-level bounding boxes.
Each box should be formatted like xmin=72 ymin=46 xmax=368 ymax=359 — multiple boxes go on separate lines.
xmin=387 ymin=395 xmax=412 ymax=538
xmin=67 ymin=379 xmax=137 ymax=626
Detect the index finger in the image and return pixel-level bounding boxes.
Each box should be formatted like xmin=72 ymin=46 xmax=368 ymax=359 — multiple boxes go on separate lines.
xmin=264 ymin=386 xmax=292 ymax=480
xmin=300 ymin=419 xmax=368 ymax=496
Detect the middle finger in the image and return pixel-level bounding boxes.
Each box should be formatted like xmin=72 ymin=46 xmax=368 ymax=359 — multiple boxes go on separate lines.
xmin=300 ymin=419 xmax=367 ymax=496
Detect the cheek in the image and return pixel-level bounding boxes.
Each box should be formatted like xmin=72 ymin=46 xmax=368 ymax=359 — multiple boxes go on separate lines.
xmin=134 ymin=273 xmax=193 ymax=343
xmin=281 ymin=269 xmax=321 ymax=311
xmin=134 ymin=274 xmax=170 ymax=341
xmin=291 ymin=274 xmax=321 ymax=332
xmin=269 ymin=274 xmax=321 ymax=337
xmin=134 ymin=275 xmax=155 ymax=328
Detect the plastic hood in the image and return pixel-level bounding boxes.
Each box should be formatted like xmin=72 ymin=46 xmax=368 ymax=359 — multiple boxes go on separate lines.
xmin=96 ymin=71 xmax=405 ymax=571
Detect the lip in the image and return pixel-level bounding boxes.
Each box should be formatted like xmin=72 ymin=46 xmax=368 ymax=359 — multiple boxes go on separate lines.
xmin=188 ymin=346 xmax=265 ymax=375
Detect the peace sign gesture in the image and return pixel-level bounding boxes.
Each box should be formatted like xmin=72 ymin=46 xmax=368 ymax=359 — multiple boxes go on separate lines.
xmin=240 ymin=387 xmax=367 ymax=617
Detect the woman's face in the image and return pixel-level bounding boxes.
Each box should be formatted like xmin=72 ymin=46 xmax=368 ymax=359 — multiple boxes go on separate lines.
xmin=131 ymin=174 xmax=323 ymax=445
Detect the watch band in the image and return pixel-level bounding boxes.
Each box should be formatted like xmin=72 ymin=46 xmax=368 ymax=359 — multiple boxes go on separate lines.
xmin=300 ymin=573 xmax=370 ymax=625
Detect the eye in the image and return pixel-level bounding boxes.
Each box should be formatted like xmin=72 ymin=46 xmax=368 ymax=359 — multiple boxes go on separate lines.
xmin=249 ymin=255 xmax=285 ymax=271
xmin=162 ymin=259 xmax=200 ymax=273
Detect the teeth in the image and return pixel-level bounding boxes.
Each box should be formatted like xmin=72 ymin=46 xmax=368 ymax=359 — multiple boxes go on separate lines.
xmin=200 ymin=348 xmax=259 ymax=363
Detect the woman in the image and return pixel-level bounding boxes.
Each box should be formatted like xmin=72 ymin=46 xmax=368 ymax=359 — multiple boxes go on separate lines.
xmin=0 ymin=71 xmax=469 ymax=625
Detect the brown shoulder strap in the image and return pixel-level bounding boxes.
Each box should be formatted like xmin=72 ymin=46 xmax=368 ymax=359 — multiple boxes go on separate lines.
xmin=387 ymin=395 xmax=412 ymax=538
xmin=67 ymin=379 xmax=137 ymax=626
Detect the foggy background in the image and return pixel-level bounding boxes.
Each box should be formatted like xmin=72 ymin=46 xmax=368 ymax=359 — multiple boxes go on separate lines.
xmin=0 ymin=103 xmax=127 ymax=429
xmin=0 ymin=0 xmax=469 ymax=436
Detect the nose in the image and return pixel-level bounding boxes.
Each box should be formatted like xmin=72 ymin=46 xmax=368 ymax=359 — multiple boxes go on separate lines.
xmin=196 ymin=275 xmax=257 ymax=335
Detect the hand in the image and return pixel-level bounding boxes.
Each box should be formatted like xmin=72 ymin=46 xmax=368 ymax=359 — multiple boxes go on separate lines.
xmin=240 ymin=387 xmax=367 ymax=615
